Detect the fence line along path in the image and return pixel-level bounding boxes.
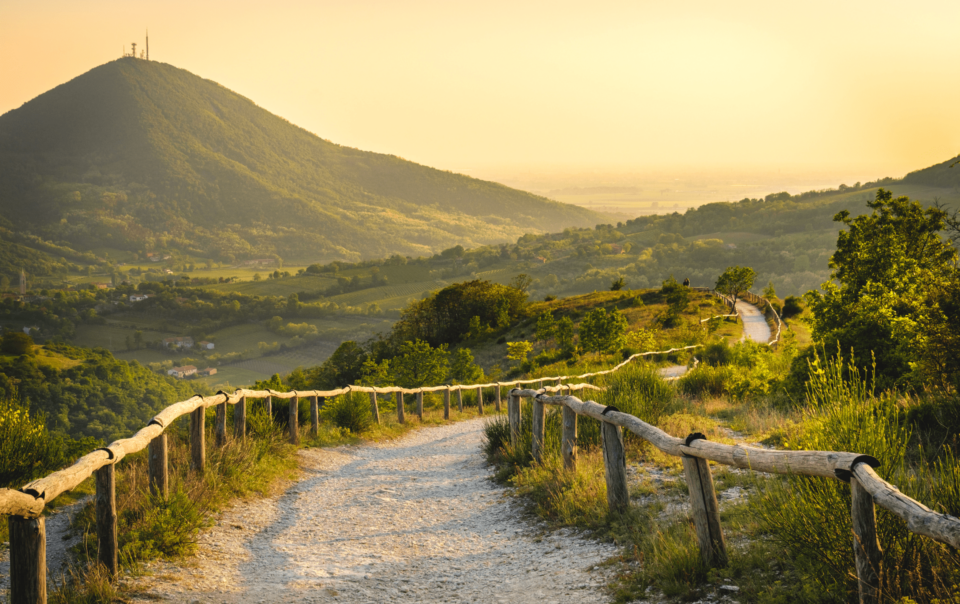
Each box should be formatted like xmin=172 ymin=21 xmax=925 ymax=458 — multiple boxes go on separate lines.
xmin=12 ymin=287 xmax=897 ymax=604
xmin=507 ymin=384 xmax=960 ymax=604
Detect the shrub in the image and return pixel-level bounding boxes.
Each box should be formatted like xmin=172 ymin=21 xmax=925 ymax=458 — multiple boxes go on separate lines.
xmin=700 ymin=339 xmax=732 ymax=366
xmin=322 ymin=391 xmax=373 ymax=434
xmin=0 ymin=391 xmax=97 ymax=488
xmin=781 ymin=295 xmax=803 ymax=318
xmin=677 ymin=365 xmax=733 ymax=398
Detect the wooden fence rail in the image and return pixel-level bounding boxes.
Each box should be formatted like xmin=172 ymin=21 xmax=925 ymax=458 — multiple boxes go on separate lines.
xmin=0 ymin=291 xmax=783 ymax=603
xmin=509 ymin=386 xmax=960 ymax=604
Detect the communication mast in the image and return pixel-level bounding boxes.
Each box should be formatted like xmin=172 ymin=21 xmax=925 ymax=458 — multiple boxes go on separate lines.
xmin=146 ymin=30 xmax=149 ymax=60
xmin=131 ymin=42 xmax=137 ymax=58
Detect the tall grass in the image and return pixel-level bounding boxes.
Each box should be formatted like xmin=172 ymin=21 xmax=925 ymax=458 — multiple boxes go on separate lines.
xmin=55 ymin=406 xmax=297 ymax=602
xmin=752 ymin=351 xmax=960 ymax=602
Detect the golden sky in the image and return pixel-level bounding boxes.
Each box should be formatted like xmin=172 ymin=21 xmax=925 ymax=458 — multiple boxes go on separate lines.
xmin=2 ymin=0 xmax=958 ymax=180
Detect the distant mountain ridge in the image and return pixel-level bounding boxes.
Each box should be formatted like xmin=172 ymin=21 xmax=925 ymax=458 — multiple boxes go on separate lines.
xmin=0 ymin=59 xmax=602 ymax=265
xmin=903 ymin=155 xmax=960 ymax=189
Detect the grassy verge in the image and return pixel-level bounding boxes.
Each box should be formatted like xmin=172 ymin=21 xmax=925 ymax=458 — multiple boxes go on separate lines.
xmin=483 ymin=352 xmax=960 ymax=603
xmin=51 ymin=407 xmax=296 ymax=602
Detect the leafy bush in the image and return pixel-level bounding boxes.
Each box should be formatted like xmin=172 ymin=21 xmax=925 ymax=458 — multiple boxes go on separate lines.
xmin=322 ymin=391 xmax=373 ymax=434
xmin=0 ymin=391 xmax=98 ymax=488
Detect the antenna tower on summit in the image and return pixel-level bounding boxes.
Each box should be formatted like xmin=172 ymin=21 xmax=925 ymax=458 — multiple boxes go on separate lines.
xmin=146 ymin=30 xmax=149 ymax=60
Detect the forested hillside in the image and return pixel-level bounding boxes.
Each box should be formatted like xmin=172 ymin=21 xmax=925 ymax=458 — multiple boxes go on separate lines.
xmin=0 ymin=58 xmax=602 ymax=276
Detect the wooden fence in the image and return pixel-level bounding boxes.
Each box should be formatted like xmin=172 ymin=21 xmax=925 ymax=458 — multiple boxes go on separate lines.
xmin=0 ymin=342 xmax=702 ymax=604
xmin=0 ymin=291 xmax=838 ymax=604
xmin=507 ymin=385 xmax=960 ymax=604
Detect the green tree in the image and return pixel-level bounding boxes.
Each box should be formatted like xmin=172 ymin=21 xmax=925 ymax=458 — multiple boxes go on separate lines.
xmin=390 ymin=339 xmax=449 ymax=388
xmin=359 ymin=357 xmax=392 ymax=387
xmin=307 ymin=341 xmax=368 ymax=389
xmin=1 ymin=332 xmax=34 ymax=355
xmin=556 ymin=316 xmax=576 ymax=355
xmin=535 ymin=311 xmax=556 ymax=344
xmin=805 ymin=189 xmax=958 ymax=389
xmin=450 ymin=348 xmax=484 ymax=384
xmin=133 ymin=330 xmax=143 ymax=349
xmin=762 ymin=281 xmax=777 ymax=299
xmin=610 ymin=276 xmax=626 ymax=291
xmin=506 ymin=341 xmax=533 ymax=362
xmin=662 ymin=276 xmax=690 ymax=315
xmin=715 ymin=265 xmax=757 ymax=307
xmin=579 ymin=308 xmax=628 ymax=356
xmin=509 ymin=274 xmax=533 ymax=294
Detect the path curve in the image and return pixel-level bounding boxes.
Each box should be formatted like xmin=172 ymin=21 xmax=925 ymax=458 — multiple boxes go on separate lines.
xmin=129 ymin=419 xmax=616 ymax=603
xmin=734 ymin=299 xmax=771 ymax=343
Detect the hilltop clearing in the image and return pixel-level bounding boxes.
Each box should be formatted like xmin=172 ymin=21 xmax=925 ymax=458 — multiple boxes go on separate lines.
xmin=0 ymin=58 xmax=603 ymax=278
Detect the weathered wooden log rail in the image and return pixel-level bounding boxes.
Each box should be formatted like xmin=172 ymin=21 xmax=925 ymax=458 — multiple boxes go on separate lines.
xmin=0 ymin=291 xmax=777 ymax=603
xmin=507 ymin=386 xmax=960 ymax=603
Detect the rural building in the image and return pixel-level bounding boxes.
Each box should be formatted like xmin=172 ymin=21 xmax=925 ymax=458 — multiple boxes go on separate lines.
xmin=163 ymin=336 xmax=194 ymax=349
xmin=129 ymin=294 xmax=149 ymax=302
xmin=22 ymin=326 xmax=38 ymax=335
xmin=198 ymin=341 xmax=215 ymax=350
xmin=197 ymin=367 xmax=217 ymax=376
xmin=167 ymin=365 xmax=197 ymax=379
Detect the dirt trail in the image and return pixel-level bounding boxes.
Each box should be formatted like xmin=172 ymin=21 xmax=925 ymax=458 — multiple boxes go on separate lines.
xmin=127 ymin=419 xmax=616 ymax=603
xmin=735 ymin=299 xmax=771 ymax=343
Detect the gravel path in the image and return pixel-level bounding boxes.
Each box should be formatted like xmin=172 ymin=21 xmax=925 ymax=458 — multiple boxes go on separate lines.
xmin=127 ymin=419 xmax=616 ymax=603
xmin=735 ymin=300 xmax=771 ymax=343
xmin=0 ymin=496 xmax=89 ymax=594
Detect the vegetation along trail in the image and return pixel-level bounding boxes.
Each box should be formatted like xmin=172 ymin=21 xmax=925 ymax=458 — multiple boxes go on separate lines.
xmin=128 ymin=418 xmax=616 ymax=604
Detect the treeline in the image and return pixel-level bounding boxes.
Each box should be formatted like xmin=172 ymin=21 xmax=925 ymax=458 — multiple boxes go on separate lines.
xmin=0 ymin=339 xmax=199 ymax=442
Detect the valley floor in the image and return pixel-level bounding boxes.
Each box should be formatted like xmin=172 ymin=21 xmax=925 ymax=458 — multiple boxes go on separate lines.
xmin=125 ymin=419 xmax=617 ymax=603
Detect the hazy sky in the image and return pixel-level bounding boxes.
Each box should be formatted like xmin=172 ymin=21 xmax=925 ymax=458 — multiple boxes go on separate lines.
xmin=2 ymin=0 xmax=958 ymax=180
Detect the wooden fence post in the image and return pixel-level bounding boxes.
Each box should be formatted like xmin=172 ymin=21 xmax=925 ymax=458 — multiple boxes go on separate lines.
xmin=495 ymin=384 xmax=501 ymax=412
xmin=416 ymin=391 xmax=424 ymax=421
xmin=190 ymin=405 xmax=205 ymax=473
xmin=601 ymin=421 xmax=629 ymax=513
xmin=457 ymin=388 xmax=463 ymax=413
xmin=95 ymin=464 xmax=118 ymax=580
xmin=9 ymin=515 xmax=45 ymax=604
xmin=508 ymin=391 xmax=521 ymax=448
xmin=443 ymin=387 xmax=451 ymax=420
xmin=396 ymin=391 xmax=405 ymax=424
xmin=851 ymin=475 xmax=883 ymax=604
xmin=233 ymin=395 xmax=246 ymax=441
xmin=289 ymin=394 xmax=300 ymax=445
xmin=562 ymin=405 xmax=578 ymax=471
xmin=265 ymin=395 xmax=272 ymax=419
xmin=310 ymin=395 xmax=319 ymax=437
xmin=532 ymin=395 xmax=546 ymax=463
xmin=148 ymin=434 xmax=168 ymax=499
xmin=681 ymin=450 xmax=727 ymax=567
xmin=477 ymin=386 xmax=484 ymax=415
xmin=215 ymin=401 xmax=227 ymax=447
xmin=370 ymin=391 xmax=381 ymax=425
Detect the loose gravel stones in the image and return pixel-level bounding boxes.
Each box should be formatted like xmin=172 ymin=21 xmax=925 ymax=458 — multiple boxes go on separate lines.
xmin=127 ymin=418 xmax=616 ymax=603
